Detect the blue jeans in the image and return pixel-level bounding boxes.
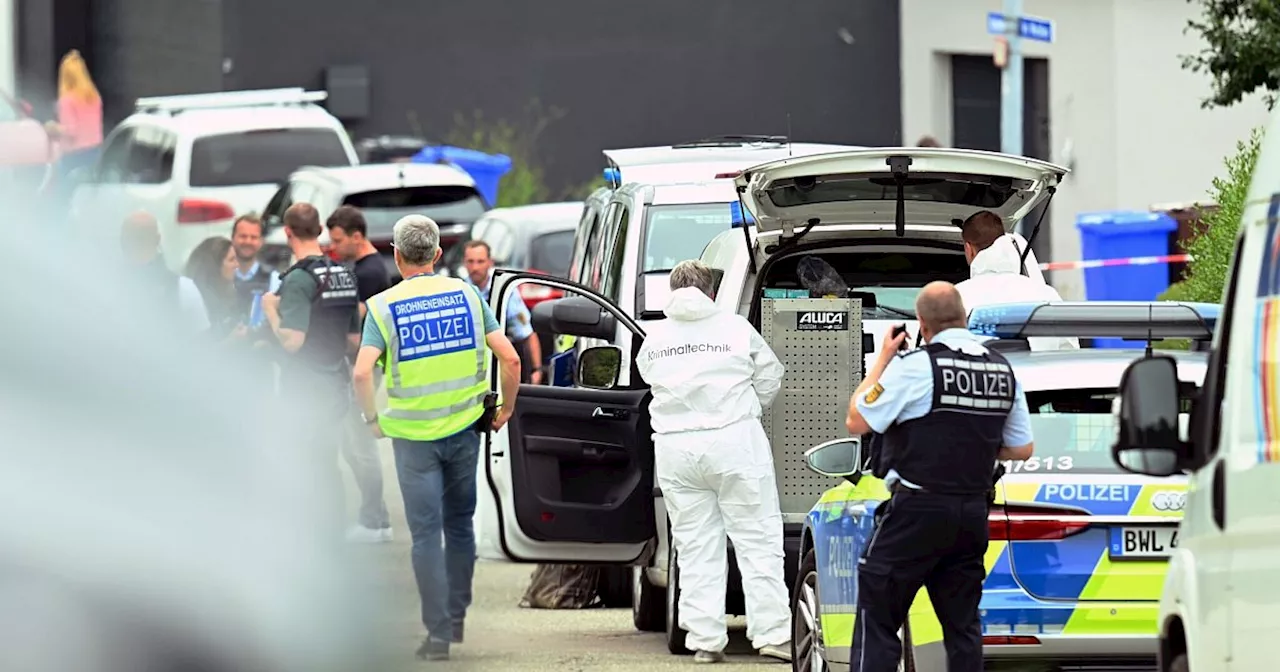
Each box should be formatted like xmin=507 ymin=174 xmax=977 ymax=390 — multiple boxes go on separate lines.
xmin=392 ymin=430 xmax=480 ymax=640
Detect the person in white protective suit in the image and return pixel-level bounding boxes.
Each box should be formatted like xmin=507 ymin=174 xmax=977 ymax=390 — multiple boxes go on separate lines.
xmin=955 ymin=210 xmax=1079 ymax=351
xmin=635 ymin=259 xmax=791 ymax=664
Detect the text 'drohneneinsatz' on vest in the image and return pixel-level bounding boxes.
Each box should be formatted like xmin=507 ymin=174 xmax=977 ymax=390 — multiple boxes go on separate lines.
xmin=934 ymin=357 xmax=1015 ymax=413
xmin=389 ymin=289 xmax=478 ymax=362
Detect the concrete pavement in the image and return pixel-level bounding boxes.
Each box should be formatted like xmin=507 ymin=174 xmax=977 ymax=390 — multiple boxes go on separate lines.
xmin=348 ymin=438 xmax=783 ymax=671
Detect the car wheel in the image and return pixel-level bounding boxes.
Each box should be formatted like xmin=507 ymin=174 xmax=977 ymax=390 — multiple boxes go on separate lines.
xmin=596 ymin=565 xmax=632 ymax=608
xmin=1170 ymin=653 xmax=1189 ymax=672
xmin=790 ymin=548 xmax=913 ymax=672
xmin=791 ymin=549 xmax=825 ymax=671
xmin=633 ymin=565 xmax=664 ymax=632
xmin=665 ymin=545 xmax=691 ymax=655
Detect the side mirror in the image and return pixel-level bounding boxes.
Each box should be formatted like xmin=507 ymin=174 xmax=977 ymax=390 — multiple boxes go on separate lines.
xmin=1111 ymin=356 xmax=1184 ymax=477
xmin=531 ymin=295 xmax=617 ymax=340
xmin=804 ymin=438 xmax=863 ymax=483
xmin=577 ymin=345 xmax=622 ymax=389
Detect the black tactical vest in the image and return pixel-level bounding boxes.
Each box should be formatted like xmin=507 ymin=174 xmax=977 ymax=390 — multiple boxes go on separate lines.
xmin=871 ymin=341 xmax=1016 ymax=495
xmin=281 ymin=256 xmax=359 ymax=372
xmin=234 ymin=263 xmax=274 ymax=317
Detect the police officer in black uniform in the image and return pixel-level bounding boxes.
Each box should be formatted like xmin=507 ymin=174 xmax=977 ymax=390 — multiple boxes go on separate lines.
xmin=261 ymin=202 xmax=362 ymax=533
xmin=844 ymin=281 xmax=1035 ymax=672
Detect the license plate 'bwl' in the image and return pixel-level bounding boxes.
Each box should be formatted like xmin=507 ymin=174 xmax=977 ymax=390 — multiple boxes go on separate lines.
xmin=1109 ymin=526 xmax=1178 ymax=559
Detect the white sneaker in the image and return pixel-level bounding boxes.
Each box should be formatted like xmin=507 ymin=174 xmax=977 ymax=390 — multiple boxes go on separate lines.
xmin=345 ymin=525 xmax=392 ymax=544
xmin=693 ymin=650 xmax=725 ymax=664
xmin=758 ymin=643 xmax=791 ymax=662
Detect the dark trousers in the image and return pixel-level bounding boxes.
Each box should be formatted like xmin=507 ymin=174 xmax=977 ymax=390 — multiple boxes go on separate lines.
xmin=849 ymin=487 xmax=988 ymax=672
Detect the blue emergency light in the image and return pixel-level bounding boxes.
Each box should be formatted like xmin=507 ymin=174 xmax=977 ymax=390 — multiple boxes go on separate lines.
xmin=730 ymin=200 xmax=756 ymax=228
xmin=967 ymin=301 xmax=1221 ymax=341
xmin=603 ymin=166 xmax=621 ymax=187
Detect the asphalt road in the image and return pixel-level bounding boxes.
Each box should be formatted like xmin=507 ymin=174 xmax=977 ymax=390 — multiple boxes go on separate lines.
xmin=351 ymin=439 xmax=784 ymax=671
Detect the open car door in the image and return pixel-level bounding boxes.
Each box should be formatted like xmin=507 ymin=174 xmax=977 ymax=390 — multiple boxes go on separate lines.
xmin=483 ymin=270 xmax=655 ymax=564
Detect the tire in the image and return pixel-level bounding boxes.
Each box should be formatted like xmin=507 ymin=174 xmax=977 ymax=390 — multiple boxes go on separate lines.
xmin=791 ymin=548 xmax=913 ymax=672
xmin=1170 ymin=653 xmax=1189 ymax=672
xmin=791 ymin=550 xmax=826 ymax=671
xmin=597 ymin=565 xmax=633 ymax=608
xmin=633 ymin=565 xmax=665 ymax=632
xmin=665 ymin=545 xmax=692 ymax=655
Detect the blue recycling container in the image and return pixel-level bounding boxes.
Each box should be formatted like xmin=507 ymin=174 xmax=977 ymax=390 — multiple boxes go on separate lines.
xmin=1075 ymin=210 xmax=1178 ymax=349
xmin=411 ymin=145 xmax=512 ymax=207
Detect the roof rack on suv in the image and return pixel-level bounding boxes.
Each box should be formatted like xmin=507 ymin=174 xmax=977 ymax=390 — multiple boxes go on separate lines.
xmin=670 ymin=134 xmax=788 ymax=148
xmin=134 ymin=88 xmax=328 ymax=115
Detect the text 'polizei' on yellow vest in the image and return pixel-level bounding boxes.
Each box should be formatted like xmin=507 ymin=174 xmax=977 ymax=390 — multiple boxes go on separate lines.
xmin=368 ymin=275 xmax=490 ymax=441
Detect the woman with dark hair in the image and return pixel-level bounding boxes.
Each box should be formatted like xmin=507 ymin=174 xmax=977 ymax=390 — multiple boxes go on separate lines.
xmin=185 ymin=237 xmax=246 ymax=340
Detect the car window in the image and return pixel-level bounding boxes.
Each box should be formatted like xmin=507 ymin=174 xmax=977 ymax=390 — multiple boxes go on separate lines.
xmin=344 ymin=186 xmax=486 ymax=242
xmin=188 ymin=128 xmax=350 ymax=187
xmin=584 ymin=204 xmax=616 ymax=291
xmin=124 ymin=125 xmax=175 ymax=184
xmin=529 ymin=230 xmax=574 ymax=277
xmin=97 ymin=127 xmax=137 ymax=184
xmin=262 ymin=183 xmax=293 ymax=229
xmin=570 ymin=206 xmax=600 ymax=283
xmin=642 ymin=203 xmax=733 ymax=272
xmin=1014 ymin=387 xmax=1197 ymax=474
xmin=601 ymin=206 xmax=630 ymax=302
xmin=470 ymin=217 xmax=516 ymax=263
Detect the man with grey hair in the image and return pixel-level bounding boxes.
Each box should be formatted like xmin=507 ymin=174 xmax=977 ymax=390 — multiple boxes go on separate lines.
xmin=352 ymin=214 xmax=522 ymax=662
xmin=636 ymin=259 xmax=791 ymax=663
xmin=843 ymin=281 xmax=1033 ymax=671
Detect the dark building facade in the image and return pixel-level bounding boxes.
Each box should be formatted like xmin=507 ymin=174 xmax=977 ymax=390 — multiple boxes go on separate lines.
xmin=18 ymin=0 xmax=903 ymax=194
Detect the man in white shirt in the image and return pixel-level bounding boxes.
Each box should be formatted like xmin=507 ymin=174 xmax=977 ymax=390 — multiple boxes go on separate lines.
xmin=120 ymin=211 xmax=209 ymax=332
xmin=955 ymin=211 xmax=1078 ymax=351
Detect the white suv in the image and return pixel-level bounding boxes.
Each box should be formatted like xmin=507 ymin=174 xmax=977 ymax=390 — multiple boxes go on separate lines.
xmin=69 ymin=88 xmax=358 ymax=272
xmin=259 ymin=163 xmax=487 ymax=279
xmin=476 ymin=147 xmax=1066 ymax=655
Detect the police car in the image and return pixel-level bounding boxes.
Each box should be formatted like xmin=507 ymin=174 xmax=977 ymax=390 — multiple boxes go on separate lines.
xmin=791 ymin=301 xmax=1217 ymax=671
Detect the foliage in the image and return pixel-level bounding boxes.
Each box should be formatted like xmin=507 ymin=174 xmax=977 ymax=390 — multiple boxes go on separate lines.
xmin=439 ymin=98 xmax=601 ymax=209
xmin=1174 ymin=127 xmax=1264 ymax=303
xmin=1183 ymin=0 xmax=1280 ymax=109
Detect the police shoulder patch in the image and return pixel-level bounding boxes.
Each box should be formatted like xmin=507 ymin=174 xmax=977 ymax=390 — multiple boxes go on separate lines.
xmin=864 ymin=383 xmax=885 ymax=404
xmin=517 ymin=312 xmax=529 ymax=325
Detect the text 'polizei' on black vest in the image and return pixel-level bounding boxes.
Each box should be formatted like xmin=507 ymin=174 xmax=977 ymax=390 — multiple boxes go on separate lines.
xmin=288 ymin=257 xmax=360 ymax=371
xmin=874 ymin=342 xmax=1017 ymax=496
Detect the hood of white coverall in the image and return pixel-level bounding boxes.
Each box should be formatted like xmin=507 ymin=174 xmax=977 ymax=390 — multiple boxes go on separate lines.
xmin=637 ymin=286 xmax=785 ymax=435
xmin=957 ymin=234 xmax=1078 ymax=351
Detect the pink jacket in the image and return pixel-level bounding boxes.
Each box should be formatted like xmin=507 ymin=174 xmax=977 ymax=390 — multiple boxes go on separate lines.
xmin=58 ymin=96 xmax=103 ymax=151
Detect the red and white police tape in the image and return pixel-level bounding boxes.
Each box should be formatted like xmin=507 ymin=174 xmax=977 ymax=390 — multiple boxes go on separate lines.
xmin=1039 ymin=254 xmax=1193 ymax=272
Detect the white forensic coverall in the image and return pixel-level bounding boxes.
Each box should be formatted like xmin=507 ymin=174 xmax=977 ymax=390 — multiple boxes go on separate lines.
xmin=635 ymin=286 xmax=789 ymax=653
xmin=956 ymin=233 xmax=1080 ymax=351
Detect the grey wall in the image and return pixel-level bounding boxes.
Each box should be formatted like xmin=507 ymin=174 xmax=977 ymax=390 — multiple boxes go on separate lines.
xmin=218 ymin=0 xmax=903 ymax=193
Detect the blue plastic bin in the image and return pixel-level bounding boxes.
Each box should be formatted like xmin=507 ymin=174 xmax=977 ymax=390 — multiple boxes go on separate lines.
xmin=1075 ymin=210 xmax=1178 ymax=349
xmin=411 ymin=145 xmax=512 ymax=207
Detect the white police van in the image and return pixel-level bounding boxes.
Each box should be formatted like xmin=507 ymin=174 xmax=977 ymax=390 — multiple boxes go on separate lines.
xmin=1109 ymin=105 xmax=1280 ymax=672
xmin=476 ymin=147 xmax=1067 ymax=655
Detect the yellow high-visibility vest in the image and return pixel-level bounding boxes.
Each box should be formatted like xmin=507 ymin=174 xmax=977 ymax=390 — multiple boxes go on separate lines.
xmin=368 ymin=274 xmax=490 ymax=441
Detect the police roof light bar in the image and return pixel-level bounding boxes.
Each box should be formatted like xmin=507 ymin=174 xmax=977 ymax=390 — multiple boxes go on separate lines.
xmin=967 ymin=301 xmax=1221 ymax=341
xmin=135 ymin=88 xmax=328 ymax=114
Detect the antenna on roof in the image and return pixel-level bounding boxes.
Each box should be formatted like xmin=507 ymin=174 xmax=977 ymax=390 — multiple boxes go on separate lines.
xmin=786 ymin=113 xmax=793 ymax=157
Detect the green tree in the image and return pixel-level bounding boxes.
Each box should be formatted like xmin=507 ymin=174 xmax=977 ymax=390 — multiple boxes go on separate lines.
xmin=1168 ymin=128 xmax=1264 ymax=304
xmin=1183 ymin=0 xmax=1280 ymax=109
xmin=437 ymin=98 xmax=605 ymax=208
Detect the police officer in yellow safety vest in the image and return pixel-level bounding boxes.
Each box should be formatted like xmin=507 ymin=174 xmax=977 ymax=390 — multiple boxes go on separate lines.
xmin=352 ymin=214 xmax=522 ymax=663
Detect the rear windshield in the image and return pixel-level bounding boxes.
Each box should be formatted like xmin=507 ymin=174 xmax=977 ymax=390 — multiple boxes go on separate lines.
xmin=529 ymin=230 xmax=574 ymax=277
xmin=765 ymin=173 xmax=1033 ymax=210
xmin=642 ymin=203 xmax=733 ymax=272
xmin=188 ymin=128 xmax=350 ymax=187
xmin=1014 ymin=388 xmax=1196 ymax=475
xmin=343 ymin=186 xmax=486 ymax=239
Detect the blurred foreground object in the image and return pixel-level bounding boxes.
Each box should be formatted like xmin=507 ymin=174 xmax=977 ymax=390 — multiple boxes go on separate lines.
xmin=0 ymin=186 xmax=388 ymax=672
